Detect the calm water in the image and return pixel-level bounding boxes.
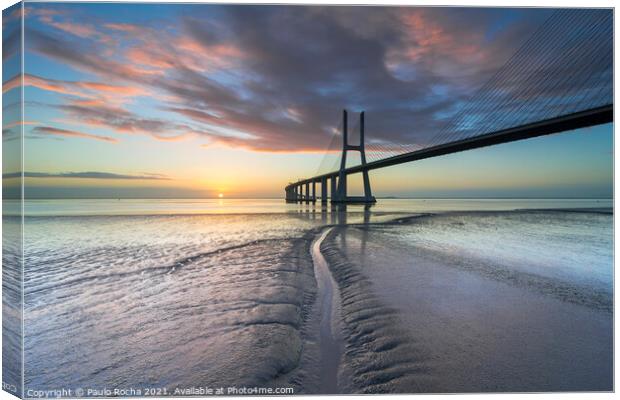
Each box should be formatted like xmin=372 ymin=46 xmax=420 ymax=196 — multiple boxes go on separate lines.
xmin=6 ymin=197 xmax=614 ymax=216
xmin=3 ymin=198 xmax=613 ymax=394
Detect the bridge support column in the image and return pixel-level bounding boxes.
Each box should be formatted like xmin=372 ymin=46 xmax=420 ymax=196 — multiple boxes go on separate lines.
xmin=321 ymin=178 xmax=327 ymax=204
xmin=335 ymin=175 xmax=347 ymax=202
xmin=360 ymin=112 xmax=373 ymax=201
xmin=333 ymin=110 xmax=348 ymax=202
xmin=331 ymin=110 xmax=376 ymax=204
xmin=312 ymin=181 xmax=316 ymax=203
xmin=305 ymin=182 xmax=310 ymax=204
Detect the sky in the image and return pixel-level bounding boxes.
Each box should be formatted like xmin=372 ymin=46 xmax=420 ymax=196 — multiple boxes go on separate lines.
xmin=1 ymin=4 xmax=613 ymax=199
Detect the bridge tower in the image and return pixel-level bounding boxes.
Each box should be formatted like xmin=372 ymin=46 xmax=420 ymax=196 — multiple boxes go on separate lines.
xmin=332 ymin=110 xmax=376 ymax=203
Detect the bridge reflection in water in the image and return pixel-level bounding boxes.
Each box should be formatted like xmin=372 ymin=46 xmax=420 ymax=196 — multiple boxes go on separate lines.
xmin=287 ymin=203 xmax=371 ymax=226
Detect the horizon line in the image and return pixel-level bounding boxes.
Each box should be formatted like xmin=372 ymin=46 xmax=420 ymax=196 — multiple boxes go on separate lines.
xmin=4 ymin=196 xmax=614 ymax=201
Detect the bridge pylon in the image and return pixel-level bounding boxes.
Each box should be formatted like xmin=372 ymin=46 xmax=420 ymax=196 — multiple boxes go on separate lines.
xmin=332 ymin=110 xmax=376 ymax=204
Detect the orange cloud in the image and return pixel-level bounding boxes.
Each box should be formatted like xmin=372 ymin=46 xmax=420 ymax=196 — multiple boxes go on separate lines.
xmin=3 ymin=75 xmax=21 ymax=93
xmin=75 ymin=81 xmax=146 ymax=97
xmin=4 ymin=120 xmax=39 ymax=129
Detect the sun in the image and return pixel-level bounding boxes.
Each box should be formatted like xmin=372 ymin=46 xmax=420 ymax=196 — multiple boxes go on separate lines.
xmin=218 ymin=193 xmax=224 ymax=198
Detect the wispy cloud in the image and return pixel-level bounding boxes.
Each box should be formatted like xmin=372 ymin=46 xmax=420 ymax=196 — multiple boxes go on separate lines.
xmin=32 ymin=126 xmax=118 ymax=143
xmin=4 ymin=73 xmax=146 ymax=103
xmin=4 ymin=171 xmax=171 ymax=180
xmin=54 ymin=103 xmax=198 ymax=142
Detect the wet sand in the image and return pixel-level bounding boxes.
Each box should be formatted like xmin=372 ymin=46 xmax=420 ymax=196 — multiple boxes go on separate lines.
xmin=318 ymin=211 xmax=612 ymax=393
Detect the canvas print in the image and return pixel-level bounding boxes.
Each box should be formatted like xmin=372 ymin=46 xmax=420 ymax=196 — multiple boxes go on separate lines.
xmin=1 ymin=2 xmax=613 ymax=397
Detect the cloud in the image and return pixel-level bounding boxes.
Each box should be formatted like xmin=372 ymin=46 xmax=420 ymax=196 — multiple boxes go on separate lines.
xmin=3 ymin=4 xmax=22 ymax=61
xmin=4 ymin=73 xmax=146 ymax=102
xmin=46 ymin=20 xmax=99 ymax=38
xmin=26 ymin=29 xmax=158 ymax=81
xmin=24 ymin=4 xmax=581 ymax=153
xmin=103 ymin=23 xmax=141 ymax=33
xmin=32 ymin=126 xmax=118 ymax=143
xmin=32 ymin=7 xmax=115 ymax=45
xmin=4 ymin=171 xmax=171 ymax=180
xmin=55 ymin=102 xmax=198 ymax=141
xmin=4 ymin=120 xmax=39 ymax=129
xmin=385 ymin=10 xmax=493 ymax=83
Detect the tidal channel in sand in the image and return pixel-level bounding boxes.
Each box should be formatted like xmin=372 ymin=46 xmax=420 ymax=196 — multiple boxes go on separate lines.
xmin=311 ymin=227 xmax=344 ymax=394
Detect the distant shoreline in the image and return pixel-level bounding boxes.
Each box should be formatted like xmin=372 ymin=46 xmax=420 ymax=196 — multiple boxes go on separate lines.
xmin=4 ymin=197 xmax=614 ymax=201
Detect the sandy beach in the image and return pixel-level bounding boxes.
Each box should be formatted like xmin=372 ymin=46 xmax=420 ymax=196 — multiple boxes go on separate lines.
xmin=7 ymin=200 xmax=613 ymax=394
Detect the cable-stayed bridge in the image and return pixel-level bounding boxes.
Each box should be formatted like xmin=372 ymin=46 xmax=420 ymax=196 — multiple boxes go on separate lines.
xmin=285 ymin=9 xmax=613 ymax=204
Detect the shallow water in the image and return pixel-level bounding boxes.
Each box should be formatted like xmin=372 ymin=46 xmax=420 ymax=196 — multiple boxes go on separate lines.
xmin=3 ymin=199 xmax=613 ymax=394
xmin=21 ymin=214 xmax=320 ymax=392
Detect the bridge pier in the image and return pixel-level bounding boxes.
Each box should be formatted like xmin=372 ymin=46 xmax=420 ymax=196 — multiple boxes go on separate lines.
xmin=284 ymin=110 xmax=376 ymax=205
xmin=312 ymin=180 xmax=317 ymax=203
xmin=285 ymin=185 xmax=296 ymax=203
xmin=292 ymin=187 xmax=297 ymax=202
xmin=331 ymin=110 xmax=376 ymax=204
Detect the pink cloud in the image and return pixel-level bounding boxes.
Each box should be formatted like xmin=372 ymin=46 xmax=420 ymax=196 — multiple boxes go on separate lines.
xmin=125 ymin=47 xmax=174 ymax=71
xmin=33 ymin=7 xmax=115 ymax=46
xmin=384 ymin=10 xmax=490 ymax=82
xmin=29 ymin=8 xmax=65 ymax=18
xmin=103 ymin=23 xmax=141 ymax=33
xmin=4 ymin=73 xmax=148 ymax=106
xmin=175 ymin=37 xmax=245 ymax=71
xmin=46 ymin=21 xmax=98 ymax=38
xmin=122 ymin=35 xmax=245 ymax=75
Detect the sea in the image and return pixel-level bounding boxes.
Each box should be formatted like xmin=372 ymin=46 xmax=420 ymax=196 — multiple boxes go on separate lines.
xmin=2 ymin=198 xmax=613 ymax=395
